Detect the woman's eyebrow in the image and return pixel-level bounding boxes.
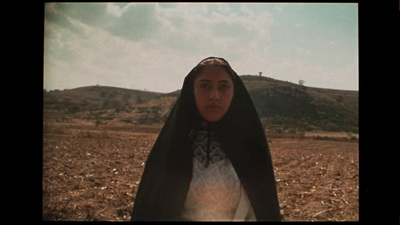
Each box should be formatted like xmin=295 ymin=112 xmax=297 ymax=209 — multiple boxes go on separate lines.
xmin=197 ymin=79 xmax=232 ymax=83
xmin=198 ymin=79 xmax=212 ymax=82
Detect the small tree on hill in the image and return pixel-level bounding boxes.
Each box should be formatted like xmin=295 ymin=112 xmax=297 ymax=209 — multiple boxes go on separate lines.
xmin=298 ymin=79 xmax=307 ymax=90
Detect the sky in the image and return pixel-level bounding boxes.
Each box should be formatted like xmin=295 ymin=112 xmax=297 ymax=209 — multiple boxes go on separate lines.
xmin=44 ymin=3 xmax=358 ymax=93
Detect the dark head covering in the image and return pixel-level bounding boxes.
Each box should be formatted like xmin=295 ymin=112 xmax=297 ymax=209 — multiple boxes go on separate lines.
xmin=131 ymin=57 xmax=282 ymax=221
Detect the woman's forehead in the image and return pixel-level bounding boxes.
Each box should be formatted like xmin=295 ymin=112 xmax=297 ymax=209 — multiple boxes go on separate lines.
xmin=195 ymin=66 xmax=233 ymax=82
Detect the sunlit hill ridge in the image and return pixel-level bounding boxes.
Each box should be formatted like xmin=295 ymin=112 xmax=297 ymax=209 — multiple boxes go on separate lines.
xmin=43 ymin=75 xmax=358 ymax=133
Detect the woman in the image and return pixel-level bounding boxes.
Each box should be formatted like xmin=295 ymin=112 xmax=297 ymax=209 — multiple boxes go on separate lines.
xmin=131 ymin=57 xmax=282 ymax=221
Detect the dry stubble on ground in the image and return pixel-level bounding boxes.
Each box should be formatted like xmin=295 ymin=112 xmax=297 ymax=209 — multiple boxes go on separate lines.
xmin=43 ymin=122 xmax=358 ymax=221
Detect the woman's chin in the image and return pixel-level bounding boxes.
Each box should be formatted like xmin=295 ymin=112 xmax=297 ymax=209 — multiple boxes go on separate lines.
xmin=202 ymin=114 xmax=224 ymax=122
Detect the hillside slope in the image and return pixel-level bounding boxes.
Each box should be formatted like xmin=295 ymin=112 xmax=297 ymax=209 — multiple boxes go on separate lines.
xmin=43 ymin=85 xmax=164 ymax=113
xmin=43 ymin=76 xmax=358 ymax=133
xmin=240 ymin=76 xmax=358 ymax=133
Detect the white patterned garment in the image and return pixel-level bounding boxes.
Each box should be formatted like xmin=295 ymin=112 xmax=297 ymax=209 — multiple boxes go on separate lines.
xmin=181 ymin=131 xmax=243 ymax=221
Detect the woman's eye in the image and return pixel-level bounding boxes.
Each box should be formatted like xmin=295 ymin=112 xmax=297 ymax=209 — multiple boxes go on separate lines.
xmin=200 ymin=83 xmax=211 ymax=89
xmin=219 ymin=84 xmax=230 ymax=90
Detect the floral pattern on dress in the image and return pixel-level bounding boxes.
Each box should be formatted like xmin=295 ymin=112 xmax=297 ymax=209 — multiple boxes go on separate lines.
xmin=182 ymin=131 xmax=242 ymax=221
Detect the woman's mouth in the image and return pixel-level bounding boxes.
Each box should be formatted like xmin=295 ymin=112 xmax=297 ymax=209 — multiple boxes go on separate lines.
xmin=205 ymin=104 xmax=222 ymax=110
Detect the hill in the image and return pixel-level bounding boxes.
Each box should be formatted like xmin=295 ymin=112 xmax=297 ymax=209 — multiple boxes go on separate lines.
xmin=240 ymin=76 xmax=358 ymax=133
xmin=43 ymin=85 xmax=164 ymax=112
xmin=43 ymin=85 xmax=178 ymax=125
xmin=43 ymin=75 xmax=358 ymax=133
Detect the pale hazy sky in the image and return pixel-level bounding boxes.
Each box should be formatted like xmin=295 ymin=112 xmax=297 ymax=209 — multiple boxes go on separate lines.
xmin=44 ymin=3 xmax=358 ymax=93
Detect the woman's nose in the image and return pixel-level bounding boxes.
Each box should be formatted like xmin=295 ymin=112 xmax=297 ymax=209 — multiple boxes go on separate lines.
xmin=209 ymin=88 xmax=220 ymax=100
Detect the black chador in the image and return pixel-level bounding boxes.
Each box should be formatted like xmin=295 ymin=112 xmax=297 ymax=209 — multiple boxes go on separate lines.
xmin=131 ymin=57 xmax=282 ymax=221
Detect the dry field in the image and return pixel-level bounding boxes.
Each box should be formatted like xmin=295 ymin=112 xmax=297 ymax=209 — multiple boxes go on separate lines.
xmin=42 ymin=121 xmax=359 ymax=221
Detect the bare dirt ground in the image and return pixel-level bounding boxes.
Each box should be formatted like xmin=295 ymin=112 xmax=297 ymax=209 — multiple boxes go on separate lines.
xmin=42 ymin=121 xmax=358 ymax=221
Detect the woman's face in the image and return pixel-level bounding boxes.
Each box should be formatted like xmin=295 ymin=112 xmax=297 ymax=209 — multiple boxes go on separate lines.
xmin=194 ymin=66 xmax=234 ymax=122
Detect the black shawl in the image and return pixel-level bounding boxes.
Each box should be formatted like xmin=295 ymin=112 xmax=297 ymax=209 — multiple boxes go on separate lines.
xmin=131 ymin=58 xmax=282 ymax=221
